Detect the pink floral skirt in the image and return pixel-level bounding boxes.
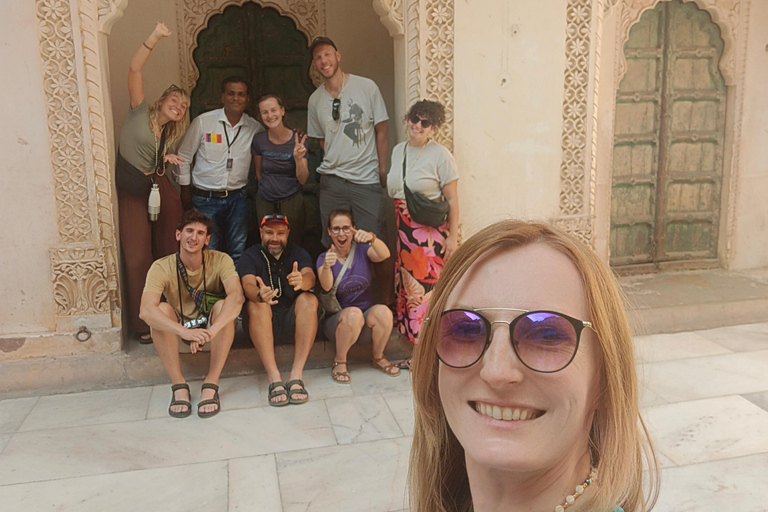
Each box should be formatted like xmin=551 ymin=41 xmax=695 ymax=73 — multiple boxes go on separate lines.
xmin=394 ymin=199 xmax=449 ymax=343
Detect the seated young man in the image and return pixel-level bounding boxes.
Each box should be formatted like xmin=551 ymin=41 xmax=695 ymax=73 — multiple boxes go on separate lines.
xmin=140 ymin=210 xmax=244 ymax=419
xmin=239 ymin=214 xmax=318 ymax=407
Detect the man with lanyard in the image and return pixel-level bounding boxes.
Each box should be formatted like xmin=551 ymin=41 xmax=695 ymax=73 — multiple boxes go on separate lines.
xmin=140 ymin=209 xmax=244 ymax=419
xmin=306 ymin=37 xmax=394 ymax=304
xmin=177 ymin=76 xmax=263 ymax=265
xmin=238 ymin=214 xmax=318 ymax=407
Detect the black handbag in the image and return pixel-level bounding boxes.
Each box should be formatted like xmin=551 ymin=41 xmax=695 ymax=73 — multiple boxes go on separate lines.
xmin=115 ymin=128 xmax=167 ymax=196
xmin=402 ymin=145 xmax=449 ymax=227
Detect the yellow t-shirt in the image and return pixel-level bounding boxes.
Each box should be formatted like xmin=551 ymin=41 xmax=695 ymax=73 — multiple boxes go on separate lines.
xmin=143 ymin=250 xmax=238 ymax=320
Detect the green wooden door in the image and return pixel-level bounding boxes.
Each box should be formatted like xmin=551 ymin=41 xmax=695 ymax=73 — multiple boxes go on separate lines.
xmin=190 ymin=3 xmax=325 ymax=256
xmin=190 ymin=3 xmax=315 ymax=125
xmin=610 ymin=0 xmax=726 ymax=271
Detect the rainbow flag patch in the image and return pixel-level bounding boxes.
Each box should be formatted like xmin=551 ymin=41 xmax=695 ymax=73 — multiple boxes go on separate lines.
xmin=206 ymin=133 xmax=222 ymax=143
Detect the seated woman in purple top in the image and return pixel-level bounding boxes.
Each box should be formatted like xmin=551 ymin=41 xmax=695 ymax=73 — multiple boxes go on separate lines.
xmin=252 ymin=93 xmax=309 ymax=245
xmin=317 ymin=209 xmax=400 ymax=383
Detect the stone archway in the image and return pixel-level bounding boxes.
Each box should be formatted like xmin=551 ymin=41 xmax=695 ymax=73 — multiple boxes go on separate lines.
xmin=28 ymin=0 xmax=455 ymax=353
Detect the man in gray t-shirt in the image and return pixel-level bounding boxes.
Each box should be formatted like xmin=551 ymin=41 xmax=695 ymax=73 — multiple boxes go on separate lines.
xmin=307 ymin=37 xmax=390 ymax=250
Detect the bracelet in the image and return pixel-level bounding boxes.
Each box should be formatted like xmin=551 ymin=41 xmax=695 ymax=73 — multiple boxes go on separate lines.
xmin=143 ymin=42 xmax=154 ymax=51
xmin=368 ymin=233 xmax=377 ymax=244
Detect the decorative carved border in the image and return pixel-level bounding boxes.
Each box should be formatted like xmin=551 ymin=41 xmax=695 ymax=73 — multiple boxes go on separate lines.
xmin=556 ymin=0 xmax=596 ymax=244
xmin=609 ymin=0 xmax=748 ymax=262
xmin=35 ymin=0 xmax=120 ymax=324
xmin=422 ymin=0 xmax=455 ymax=152
xmin=82 ymin=0 xmax=121 ymax=319
xmin=36 ymin=0 xmax=94 ymax=245
xmin=175 ymin=0 xmax=326 ymax=93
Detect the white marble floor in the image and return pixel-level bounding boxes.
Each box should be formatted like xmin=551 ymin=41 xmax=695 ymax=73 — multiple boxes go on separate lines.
xmin=2 ymin=323 xmax=768 ymax=511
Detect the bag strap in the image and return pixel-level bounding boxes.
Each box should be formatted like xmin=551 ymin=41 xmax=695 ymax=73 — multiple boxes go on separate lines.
xmin=329 ymin=242 xmax=356 ymax=294
xmin=176 ymin=252 xmax=208 ymax=313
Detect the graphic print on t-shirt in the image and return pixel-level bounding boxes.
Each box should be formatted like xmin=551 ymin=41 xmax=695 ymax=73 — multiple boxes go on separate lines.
xmin=342 ymin=100 xmax=365 ymax=148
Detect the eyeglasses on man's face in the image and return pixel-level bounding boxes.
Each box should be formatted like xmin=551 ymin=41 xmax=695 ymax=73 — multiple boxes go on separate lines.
xmin=435 ymin=308 xmax=594 ymax=373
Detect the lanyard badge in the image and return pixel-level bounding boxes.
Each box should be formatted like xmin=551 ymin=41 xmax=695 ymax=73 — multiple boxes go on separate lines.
xmin=221 ymin=121 xmax=242 ymax=173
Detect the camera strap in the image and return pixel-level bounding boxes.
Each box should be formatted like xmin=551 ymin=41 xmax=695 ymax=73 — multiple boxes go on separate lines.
xmin=176 ymin=252 xmax=208 ymax=325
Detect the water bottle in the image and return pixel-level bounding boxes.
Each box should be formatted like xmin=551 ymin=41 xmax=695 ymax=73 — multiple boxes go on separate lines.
xmin=148 ymin=183 xmax=161 ymax=221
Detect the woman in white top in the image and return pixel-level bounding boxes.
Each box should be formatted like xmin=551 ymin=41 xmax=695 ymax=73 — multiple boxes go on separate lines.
xmin=387 ymin=100 xmax=459 ymax=368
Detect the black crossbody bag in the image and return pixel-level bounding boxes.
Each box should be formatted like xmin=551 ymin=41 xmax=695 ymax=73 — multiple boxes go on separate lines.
xmin=402 ymin=146 xmax=449 ymax=227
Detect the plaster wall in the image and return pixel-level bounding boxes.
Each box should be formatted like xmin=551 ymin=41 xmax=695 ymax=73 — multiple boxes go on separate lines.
xmin=730 ymin=2 xmax=768 ymax=270
xmin=0 ymin=0 xmax=60 ymax=335
xmin=453 ymin=0 xmax=569 ymax=236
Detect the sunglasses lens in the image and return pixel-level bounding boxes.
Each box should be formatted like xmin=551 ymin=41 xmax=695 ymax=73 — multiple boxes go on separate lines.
xmin=421 ymin=119 xmax=432 ymax=128
xmin=332 ymin=99 xmax=340 ymax=121
xmin=437 ymin=310 xmax=488 ymax=368
xmin=513 ymin=312 xmax=579 ymax=372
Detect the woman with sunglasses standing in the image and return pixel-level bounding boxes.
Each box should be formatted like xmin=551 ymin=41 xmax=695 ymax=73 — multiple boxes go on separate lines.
xmin=409 ymin=220 xmax=660 ymax=512
xmin=117 ymin=22 xmax=189 ymax=343
xmin=387 ymin=100 xmax=459 ymax=368
xmin=316 ymin=209 xmax=399 ymax=383
xmin=252 ymin=93 xmax=309 ymax=246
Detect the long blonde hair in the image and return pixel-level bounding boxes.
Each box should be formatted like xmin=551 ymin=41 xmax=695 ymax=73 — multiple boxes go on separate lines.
xmin=409 ymin=220 xmax=659 ymax=512
xmin=148 ymin=84 xmax=190 ymax=149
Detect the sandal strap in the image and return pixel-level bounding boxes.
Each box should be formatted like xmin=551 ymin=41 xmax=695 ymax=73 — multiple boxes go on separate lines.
xmin=269 ymin=380 xmax=286 ymax=393
xmin=171 ymin=383 xmax=190 ymax=392
xmin=170 ymin=399 xmax=191 ymax=407
xmin=197 ymin=398 xmax=219 ymax=407
xmin=332 ymin=360 xmax=347 ymax=367
xmin=201 ymin=382 xmax=219 ymax=392
xmin=286 ymin=379 xmax=305 ymax=389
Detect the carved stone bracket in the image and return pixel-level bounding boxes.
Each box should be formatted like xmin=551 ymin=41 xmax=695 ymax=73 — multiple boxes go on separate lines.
xmin=373 ymin=0 xmax=404 ymax=37
xmin=557 ymin=0 xmax=596 ymax=244
xmin=175 ymin=0 xmax=326 ymax=92
xmin=50 ymin=246 xmax=111 ymax=317
xmin=97 ymin=0 xmax=128 ymax=34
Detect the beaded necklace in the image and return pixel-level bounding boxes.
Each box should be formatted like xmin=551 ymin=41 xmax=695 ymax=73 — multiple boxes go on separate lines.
xmin=260 ymin=249 xmax=283 ymax=298
xmin=554 ymin=468 xmax=597 ymax=512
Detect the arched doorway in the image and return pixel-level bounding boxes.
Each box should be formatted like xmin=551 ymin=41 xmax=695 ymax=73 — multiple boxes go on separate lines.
xmin=609 ymin=0 xmax=726 ymax=272
xmin=190 ymin=2 xmax=324 ymax=255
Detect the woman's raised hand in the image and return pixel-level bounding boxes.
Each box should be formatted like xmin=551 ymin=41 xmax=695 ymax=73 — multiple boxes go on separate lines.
xmin=352 ymin=227 xmax=374 ymax=244
xmin=323 ymin=245 xmax=337 ymax=268
xmin=163 ymin=154 xmax=184 ymax=166
xmin=293 ymin=132 xmax=307 ymax=160
xmin=152 ymin=22 xmax=172 ymax=39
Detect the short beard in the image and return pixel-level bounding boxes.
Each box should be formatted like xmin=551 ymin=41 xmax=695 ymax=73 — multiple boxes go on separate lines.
xmin=266 ymin=241 xmax=285 ymax=257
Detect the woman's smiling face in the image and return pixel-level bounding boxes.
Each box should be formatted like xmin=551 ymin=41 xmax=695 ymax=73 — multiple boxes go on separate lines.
xmin=438 ymin=242 xmax=601 ymax=474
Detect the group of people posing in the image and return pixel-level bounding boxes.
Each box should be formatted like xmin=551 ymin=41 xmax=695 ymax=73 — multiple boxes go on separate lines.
xmin=116 ymin=23 xmax=459 ymax=417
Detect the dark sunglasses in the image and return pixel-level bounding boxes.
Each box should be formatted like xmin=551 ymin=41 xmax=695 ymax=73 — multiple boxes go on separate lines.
xmin=332 ymin=98 xmax=341 ymax=121
xmin=408 ymin=114 xmax=432 ymax=128
xmin=435 ymin=308 xmax=593 ymax=373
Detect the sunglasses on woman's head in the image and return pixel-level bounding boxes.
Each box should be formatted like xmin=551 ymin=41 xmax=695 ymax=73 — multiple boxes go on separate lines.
xmin=408 ymin=114 xmax=432 ymax=128
xmin=435 ymin=308 xmax=593 ymax=373
xmin=332 ymin=98 xmax=341 ymax=121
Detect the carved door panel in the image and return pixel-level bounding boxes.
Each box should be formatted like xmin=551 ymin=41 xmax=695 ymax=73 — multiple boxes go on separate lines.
xmin=610 ymin=0 xmax=726 ymax=271
xmin=190 ymin=3 xmax=316 ymax=125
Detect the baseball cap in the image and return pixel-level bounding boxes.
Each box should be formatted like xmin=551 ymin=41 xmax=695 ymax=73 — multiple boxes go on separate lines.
xmin=309 ymin=36 xmax=337 ymax=55
xmin=260 ymin=214 xmax=289 ymax=227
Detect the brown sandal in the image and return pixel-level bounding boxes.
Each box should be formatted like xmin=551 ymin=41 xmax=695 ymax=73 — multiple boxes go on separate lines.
xmin=371 ymin=356 xmax=401 ymax=377
xmin=331 ymin=360 xmax=351 ymax=384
